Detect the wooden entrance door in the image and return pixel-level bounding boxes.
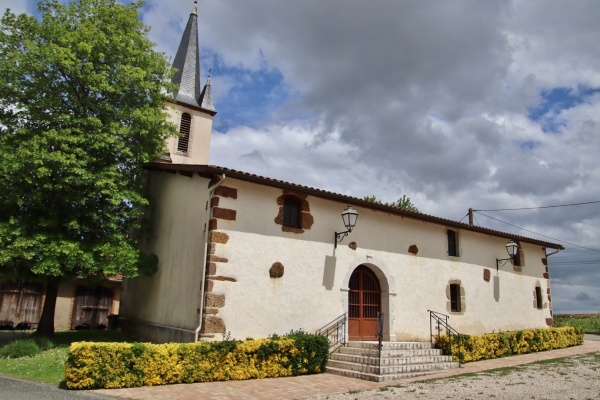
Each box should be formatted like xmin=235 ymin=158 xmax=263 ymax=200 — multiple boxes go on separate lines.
xmin=348 ymin=265 xmax=381 ymax=341
xmin=71 ymin=286 xmax=113 ymax=329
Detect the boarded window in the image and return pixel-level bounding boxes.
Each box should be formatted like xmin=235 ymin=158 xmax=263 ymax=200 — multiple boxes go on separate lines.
xmin=535 ymin=286 xmax=543 ymax=309
xmin=447 ymin=230 xmax=458 ymax=257
xmin=283 ymin=196 xmax=301 ymax=228
xmin=177 ymin=113 xmax=192 ymax=153
xmin=450 ymin=283 xmax=461 ymax=312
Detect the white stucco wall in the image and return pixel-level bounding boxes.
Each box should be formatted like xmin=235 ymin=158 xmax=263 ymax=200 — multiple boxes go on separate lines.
xmin=123 ymin=172 xmax=554 ymax=343
xmin=210 ymin=179 xmax=553 ymax=341
xmin=121 ymin=171 xmax=211 ymax=333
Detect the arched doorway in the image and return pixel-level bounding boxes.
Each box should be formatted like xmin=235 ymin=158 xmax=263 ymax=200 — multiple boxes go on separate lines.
xmin=348 ymin=265 xmax=381 ymax=341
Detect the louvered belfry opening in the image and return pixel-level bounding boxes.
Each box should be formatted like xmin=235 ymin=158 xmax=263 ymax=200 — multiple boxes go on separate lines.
xmin=177 ymin=113 xmax=192 ymax=153
xmin=348 ymin=265 xmax=381 ymax=340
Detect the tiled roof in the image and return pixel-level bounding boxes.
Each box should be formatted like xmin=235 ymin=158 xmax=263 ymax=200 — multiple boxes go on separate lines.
xmin=145 ymin=162 xmax=565 ymax=251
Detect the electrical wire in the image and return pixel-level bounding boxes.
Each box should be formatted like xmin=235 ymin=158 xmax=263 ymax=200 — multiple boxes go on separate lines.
xmin=474 ymin=211 xmax=600 ymax=254
xmin=475 ymin=200 xmax=600 ymax=212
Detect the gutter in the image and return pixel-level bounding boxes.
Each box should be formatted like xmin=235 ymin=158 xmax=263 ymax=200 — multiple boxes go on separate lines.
xmin=194 ymin=173 xmax=226 ymax=342
xmin=546 ymin=248 xmax=560 ymax=258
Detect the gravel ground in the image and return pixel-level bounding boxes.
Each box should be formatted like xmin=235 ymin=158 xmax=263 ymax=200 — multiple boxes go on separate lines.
xmin=306 ymin=353 xmax=600 ymax=400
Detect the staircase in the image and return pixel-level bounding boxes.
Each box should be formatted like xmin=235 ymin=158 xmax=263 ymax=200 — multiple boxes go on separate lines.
xmin=326 ymin=341 xmax=460 ymax=382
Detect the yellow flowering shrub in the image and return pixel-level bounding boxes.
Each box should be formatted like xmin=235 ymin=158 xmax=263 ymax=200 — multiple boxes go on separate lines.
xmin=434 ymin=326 xmax=583 ymax=363
xmin=64 ymin=331 xmax=329 ymax=389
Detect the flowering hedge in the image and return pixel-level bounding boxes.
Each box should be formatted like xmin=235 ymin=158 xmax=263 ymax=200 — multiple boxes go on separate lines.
xmin=65 ymin=332 xmax=329 ymax=389
xmin=434 ymin=326 xmax=584 ymax=363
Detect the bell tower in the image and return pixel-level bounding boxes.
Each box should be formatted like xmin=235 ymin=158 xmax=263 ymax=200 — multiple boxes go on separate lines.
xmin=163 ymin=1 xmax=216 ymax=165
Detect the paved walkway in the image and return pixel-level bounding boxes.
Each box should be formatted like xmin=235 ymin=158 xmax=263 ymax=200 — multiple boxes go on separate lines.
xmin=94 ymin=335 xmax=600 ymax=400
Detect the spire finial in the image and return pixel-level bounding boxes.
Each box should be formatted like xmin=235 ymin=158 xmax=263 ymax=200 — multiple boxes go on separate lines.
xmin=192 ymin=1 xmax=197 ymax=15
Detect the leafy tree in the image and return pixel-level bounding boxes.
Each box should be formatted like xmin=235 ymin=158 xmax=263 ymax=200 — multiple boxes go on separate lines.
xmin=363 ymin=195 xmax=419 ymax=212
xmin=0 ymin=0 xmax=177 ymax=337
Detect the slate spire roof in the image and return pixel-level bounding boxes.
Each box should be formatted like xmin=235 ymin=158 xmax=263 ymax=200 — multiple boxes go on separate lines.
xmin=171 ymin=1 xmax=216 ymax=114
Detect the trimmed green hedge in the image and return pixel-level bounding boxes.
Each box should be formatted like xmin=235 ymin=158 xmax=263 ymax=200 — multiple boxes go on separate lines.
xmin=435 ymin=326 xmax=584 ymax=363
xmin=65 ymin=331 xmax=329 ymax=389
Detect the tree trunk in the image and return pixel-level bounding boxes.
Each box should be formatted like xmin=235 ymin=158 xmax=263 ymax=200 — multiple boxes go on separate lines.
xmin=34 ymin=276 xmax=60 ymax=338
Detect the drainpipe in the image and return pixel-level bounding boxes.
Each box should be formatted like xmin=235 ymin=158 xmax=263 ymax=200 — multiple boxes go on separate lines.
xmin=194 ymin=174 xmax=226 ymax=342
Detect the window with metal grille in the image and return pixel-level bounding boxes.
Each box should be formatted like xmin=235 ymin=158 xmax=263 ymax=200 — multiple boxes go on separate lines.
xmin=450 ymin=283 xmax=461 ymax=312
xmin=283 ymin=196 xmax=301 ymax=228
xmin=535 ymin=286 xmax=543 ymax=309
xmin=177 ymin=113 xmax=191 ymax=153
xmin=447 ymin=229 xmax=458 ymax=257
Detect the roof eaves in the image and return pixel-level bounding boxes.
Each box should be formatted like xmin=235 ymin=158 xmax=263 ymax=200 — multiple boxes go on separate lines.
xmin=145 ymin=163 xmax=565 ymax=250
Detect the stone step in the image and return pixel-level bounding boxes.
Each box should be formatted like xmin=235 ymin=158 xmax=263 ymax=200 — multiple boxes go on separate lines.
xmin=326 ymin=365 xmax=456 ymax=383
xmin=328 ymin=359 xmax=458 ymax=375
xmin=330 ymin=353 xmax=454 ymax=367
xmin=326 ymin=341 xmax=459 ymax=382
xmin=346 ymin=341 xmax=434 ymax=350
xmin=337 ymin=347 xmax=444 ymax=358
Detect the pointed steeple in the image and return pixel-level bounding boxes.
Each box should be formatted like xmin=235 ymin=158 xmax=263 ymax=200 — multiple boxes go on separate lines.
xmin=198 ymin=69 xmax=216 ymax=113
xmin=171 ymin=1 xmax=216 ymax=114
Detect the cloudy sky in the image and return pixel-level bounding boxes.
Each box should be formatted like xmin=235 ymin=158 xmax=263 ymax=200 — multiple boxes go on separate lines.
xmin=4 ymin=0 xmax=600 ymax=314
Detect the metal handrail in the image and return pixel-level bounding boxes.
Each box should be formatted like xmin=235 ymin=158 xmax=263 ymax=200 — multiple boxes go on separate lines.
xmin=316 ymin=313 xmax=347 ymax=350
xmin=427 ymin=309 xmax=464 ymax=366
xmin=377 ymin=312 xmax=385 ymax=375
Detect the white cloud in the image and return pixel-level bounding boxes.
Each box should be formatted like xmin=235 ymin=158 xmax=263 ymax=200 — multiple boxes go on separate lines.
xmin=8 ymin=0 xmax=600 ymax=313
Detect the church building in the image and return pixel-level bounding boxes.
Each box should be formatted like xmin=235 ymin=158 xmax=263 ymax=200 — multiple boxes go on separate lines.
xmin=119 ymin=3 xmax=563 ymax=345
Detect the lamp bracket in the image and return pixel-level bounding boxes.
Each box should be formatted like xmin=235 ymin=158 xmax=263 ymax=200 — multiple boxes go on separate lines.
xmin=335 ymin=230 xmax=352 ymax=249
xmin=496 ymin=257 xmax=513 ymax=271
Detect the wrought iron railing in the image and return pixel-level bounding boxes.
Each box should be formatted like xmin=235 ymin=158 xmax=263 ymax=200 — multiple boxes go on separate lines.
xmin=316 ymin=313 xmax=347 ymax=350
xmin=377 ymin=312 xmax=385 ymax=374
xmin=428 ymin=309 xmax=465 ymax=366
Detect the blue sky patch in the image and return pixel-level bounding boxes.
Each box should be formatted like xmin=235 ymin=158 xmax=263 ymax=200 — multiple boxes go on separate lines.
xmin=203 ymin=53 xmax=291 ymax=132
xmin=528 ymin=86 xmax=600 ymax=133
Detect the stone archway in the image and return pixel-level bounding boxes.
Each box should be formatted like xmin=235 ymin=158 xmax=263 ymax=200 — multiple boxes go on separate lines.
xmin=341 ymin=260 xmax=396 ymax=342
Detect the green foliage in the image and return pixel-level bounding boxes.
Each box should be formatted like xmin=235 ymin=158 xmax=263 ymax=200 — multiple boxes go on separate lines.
xmin=434 ymin=327 xmax=584 ymax=363
xmin=0 ymin=329 xmax=135 ymax=384
xmin=0 ymin=0 xmax=177 ymax=333
xmin=554 ymin=313 xmax=600 ymax=333
xmin=363 ymin=194 xmax=419 ymax=212
xmin=0 ymin=347 xmax=68 ymax=384
xmin=65 ymin=332 xmax=330 ymax=389
xmin=0 ymin=339 xmax=41 ymax=358
xmin=283 ymin=329 xmax=329 ymax=376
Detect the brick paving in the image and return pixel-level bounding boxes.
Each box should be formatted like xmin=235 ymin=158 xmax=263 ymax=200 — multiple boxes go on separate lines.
xmin=93 ymin=337 xmax=600 ymax=400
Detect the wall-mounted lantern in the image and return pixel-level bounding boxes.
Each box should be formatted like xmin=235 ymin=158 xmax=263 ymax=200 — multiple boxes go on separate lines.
xmin=334 ymin=206 xmax=358 ymax=248
xmin=496 ymin=240 xmax=519 ymax=271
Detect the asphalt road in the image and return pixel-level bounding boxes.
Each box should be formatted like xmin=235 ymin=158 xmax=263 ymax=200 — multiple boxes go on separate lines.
xmin=0 ymin=376 xmax=120 ymax=400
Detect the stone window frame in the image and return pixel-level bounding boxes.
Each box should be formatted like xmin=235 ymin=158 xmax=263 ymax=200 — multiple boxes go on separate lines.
xmin=274 ymin=191 xmax=314 ymax=234
xmin=447 ymin=229 xmax=459 ymax=257
xmin=283 ymin=196 xmax=301 ymax=228
xmin=176 ymin=112 xmax=192 ymax=155
xmin=447 ymin=280 xmax=465 ymax=314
